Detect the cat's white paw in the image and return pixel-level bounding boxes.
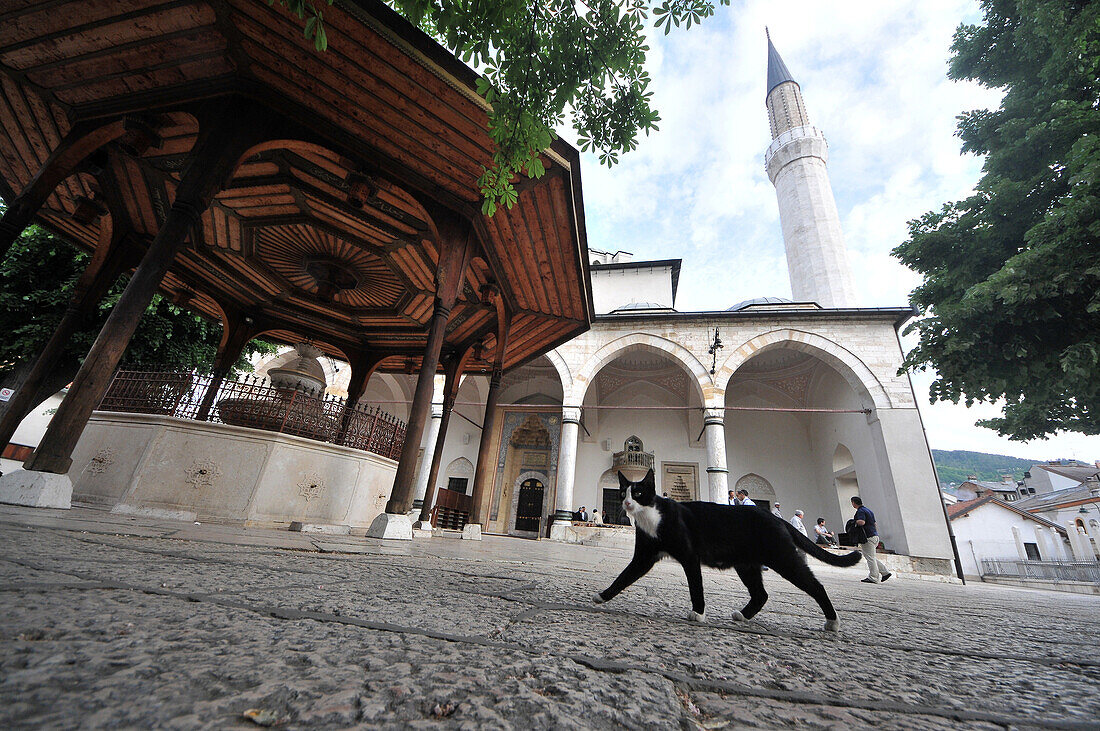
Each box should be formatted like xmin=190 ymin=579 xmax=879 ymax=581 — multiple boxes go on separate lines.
xmin=686 ymin=610 xmax=706 ymax=623
xmin=731 ymin=610 xmax=747 ymax=622
xmin=824 ymin=618 xmax=840 ymax=632
xmin=592 ymin=592 xmax=606 ymax=605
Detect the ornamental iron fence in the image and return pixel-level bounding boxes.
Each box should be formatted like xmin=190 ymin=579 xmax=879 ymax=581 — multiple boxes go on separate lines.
xmin=981 ymin=558 xmax=1100 ymax=583
xmin=99 ymin=369 xmax=407 ymax=461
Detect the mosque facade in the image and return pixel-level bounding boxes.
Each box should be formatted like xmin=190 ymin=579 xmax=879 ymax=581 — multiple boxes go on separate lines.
xmin=303 ymin=36 xmax=955 ymax=572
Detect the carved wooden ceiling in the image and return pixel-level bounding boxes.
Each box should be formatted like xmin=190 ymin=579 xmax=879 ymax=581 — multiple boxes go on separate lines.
xmin=0 ymin=0 xmax=592 ymax=372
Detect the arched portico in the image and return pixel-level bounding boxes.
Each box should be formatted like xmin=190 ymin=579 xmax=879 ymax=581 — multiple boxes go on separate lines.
xmin=715 ymin=329 xmax=891 ymax=410
xmin=569 ymin=334 xmax=713 ymax=406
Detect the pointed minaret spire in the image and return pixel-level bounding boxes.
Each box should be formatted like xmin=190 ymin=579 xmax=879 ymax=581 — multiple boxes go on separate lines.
xmin=765 ymin=30 xmax=809 ymax=139
xmin=766 ymin=28 xmax=796 ymax=97
xmin=763 ymin=30 xmax=858 ymax=308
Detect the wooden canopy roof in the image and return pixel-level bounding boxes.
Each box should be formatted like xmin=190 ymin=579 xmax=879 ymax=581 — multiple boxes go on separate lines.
xmin=0 ymin=0 xmax=593 ymax=372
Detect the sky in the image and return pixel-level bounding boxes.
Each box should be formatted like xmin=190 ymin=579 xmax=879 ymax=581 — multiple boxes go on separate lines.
xmin=557 ymin=0 xmax=1100 ymax=463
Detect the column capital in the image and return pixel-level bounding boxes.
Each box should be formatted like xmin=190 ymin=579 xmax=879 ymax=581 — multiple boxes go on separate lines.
xmin=705 ymin=467 xmax=729 ymax=474
xmin=561 ymin=405 xmax=582 ymax=424
xmin=431 ymin=403 xmax=444 ymax=418
xmin=703 ymin=408 xmax=724 ymax=425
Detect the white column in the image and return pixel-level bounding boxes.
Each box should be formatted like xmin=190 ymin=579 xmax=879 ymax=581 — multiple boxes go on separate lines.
xmin=553 ymin=406 xmax=581 ymax=522
xmin=1054 ymin=527 xmax=1072 ymax=561
xmin=1011 ymin=526 xmax=1027 ymax=561
xmin=411 ymin=378 xmax=445 ymax=511
xmin=1064 ymin=521 xmax=1090 ymax=561
xmin=1033 ymin=524 xmax=1051 ymax=561
xmin=703 ymin=408 xmax=728 ymax=503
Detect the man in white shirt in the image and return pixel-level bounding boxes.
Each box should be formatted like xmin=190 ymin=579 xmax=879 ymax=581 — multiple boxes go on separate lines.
xmin=790 ymin=510 xmax=807 ymax=536
xmin=771 ymin=502 xmax=784 ymax=519
xmin=733 ymin=489 xmax=755 ymax=506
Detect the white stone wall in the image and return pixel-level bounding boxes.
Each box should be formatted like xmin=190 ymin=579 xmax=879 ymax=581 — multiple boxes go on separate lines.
xmin=70 ymin=412 xmax=397 ymax=527
xmin=590 ymin=264 xmax=676 ymax=314
xmin=392 ymin=310 xmax=948 ymax=565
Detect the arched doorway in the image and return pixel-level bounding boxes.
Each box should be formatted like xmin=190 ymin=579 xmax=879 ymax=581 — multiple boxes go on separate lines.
xmin=484 ymin=356 xmax=565 ymax=535
xmin=734 ymin=473 xmax=776 ymax=511
xmin=515 ymin=477 xmax=545 ymax=531
xmin=833 ymin=444 xmax=860 ymax=518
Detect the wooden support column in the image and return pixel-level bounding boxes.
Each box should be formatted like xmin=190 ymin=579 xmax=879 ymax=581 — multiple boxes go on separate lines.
xmin=383 ymin=218 xmax=476 ymax=517
xmin=416 ymin=347 xmax=475 ymax=526
xmin=470 ymin=287 xmax=510 ymax=526
xmin=195 ymin=312 xmax=257 ymax=422
xmin=0 ymin=226 xmax=132 ymax=450
xmin=22 ymin=102 xmax=269 ymax=474
xmin=336 ymin=351 xmax=382 ymax=445
xmin=0 ymin=121 xmax=128 ymax=261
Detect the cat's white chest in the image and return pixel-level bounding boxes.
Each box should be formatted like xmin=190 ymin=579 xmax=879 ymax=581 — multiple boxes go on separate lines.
xmin=631 ymin=504 xmax=662 ymax=537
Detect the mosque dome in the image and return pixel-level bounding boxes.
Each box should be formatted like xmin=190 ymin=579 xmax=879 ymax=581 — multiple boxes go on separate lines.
xmin=611 ymin=301 xmax=676 ymax=313
xmin=727 ymin=296 xmax=793 ymax=311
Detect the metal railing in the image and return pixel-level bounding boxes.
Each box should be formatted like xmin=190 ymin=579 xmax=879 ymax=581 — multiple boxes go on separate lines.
xmin=99 ymin=369 xmax=407 ymax=461
xmin=981 ymin=558 xmax=1100 ymax=583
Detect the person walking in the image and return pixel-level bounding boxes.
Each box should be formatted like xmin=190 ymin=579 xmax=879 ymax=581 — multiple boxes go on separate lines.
xmin=851 ymin=496 xmax=891 ymax=584
xmin=790 ymin=509 xmax=807 ymax=537
xmin=771 ymin=502 xmax=783 ymax=519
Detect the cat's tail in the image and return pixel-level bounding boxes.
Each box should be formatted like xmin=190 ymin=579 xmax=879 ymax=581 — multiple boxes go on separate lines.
xmin=787 ymin=524 xmax=862 ymax=567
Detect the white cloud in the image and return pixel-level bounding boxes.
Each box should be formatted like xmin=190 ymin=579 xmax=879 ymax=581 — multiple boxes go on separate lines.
xmin=560 ymin=0 xmax=1100 ymax=460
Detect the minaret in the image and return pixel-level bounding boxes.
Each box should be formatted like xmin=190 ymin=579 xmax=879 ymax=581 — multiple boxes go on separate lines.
xmin=764 ymin=30 xmax=857 ymax=308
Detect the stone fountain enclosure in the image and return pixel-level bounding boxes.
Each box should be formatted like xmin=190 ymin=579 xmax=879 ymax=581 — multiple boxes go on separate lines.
xmin=70 ymin=411 xmax=397 ymax=528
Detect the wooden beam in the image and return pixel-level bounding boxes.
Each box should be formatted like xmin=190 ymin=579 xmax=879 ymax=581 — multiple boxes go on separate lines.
xmin=24 ymin=98 xmax=275 ymax=474
xmin=0 ymin=119 xmax=126 ymax=261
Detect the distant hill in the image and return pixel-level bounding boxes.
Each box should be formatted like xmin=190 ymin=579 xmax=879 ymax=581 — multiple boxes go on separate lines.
xmin=931 ymin=450 xmax=1040 ymax=486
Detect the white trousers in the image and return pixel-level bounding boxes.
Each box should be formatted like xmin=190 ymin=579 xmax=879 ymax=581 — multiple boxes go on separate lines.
xmin=860 ymin=536 xmax=889 ymax=581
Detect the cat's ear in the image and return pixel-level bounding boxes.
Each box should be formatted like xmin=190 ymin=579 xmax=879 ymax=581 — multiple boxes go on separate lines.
xmin=642 ymin=468 xmax=655 ymax=487
xmin=617 ymin=471 xmax=631 ymax=488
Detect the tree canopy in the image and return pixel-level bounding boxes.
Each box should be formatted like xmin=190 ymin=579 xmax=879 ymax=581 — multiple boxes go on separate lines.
xmin=893 ymin=0 xmax=1100 ymax=441
xmin=0 ymin=224 xmax=276 ymax=409
xmin=270 ymin=0 xmax=730 ymax=214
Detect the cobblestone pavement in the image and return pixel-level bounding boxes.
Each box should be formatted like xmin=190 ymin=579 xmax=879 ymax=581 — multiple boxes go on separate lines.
xmin=1 ymin=505 xmax=1098 ymax=730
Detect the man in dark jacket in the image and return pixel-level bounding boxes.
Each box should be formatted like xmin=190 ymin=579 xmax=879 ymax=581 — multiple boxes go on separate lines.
xmin=851 ymin=496 xmax=891 ymax=584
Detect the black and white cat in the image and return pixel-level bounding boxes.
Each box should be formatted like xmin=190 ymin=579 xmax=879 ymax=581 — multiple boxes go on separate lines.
xmin=593 ymin=469 xmax=862 ymax=631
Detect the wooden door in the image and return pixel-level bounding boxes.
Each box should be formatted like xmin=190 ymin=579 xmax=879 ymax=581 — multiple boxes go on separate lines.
xmin=515 ymin=478 xmax=544 ymax=532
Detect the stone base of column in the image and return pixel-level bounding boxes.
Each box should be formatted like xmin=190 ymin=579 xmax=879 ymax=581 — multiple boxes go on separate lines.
xmin=411 ymin=499 xmax=424 ymax=513
xmin=461 ymin=523 xmax=482 ymax=541
xmin=0 ymin=469 xmax=73 ymax=509
xmin=549 ymin=521 xmax=575 ymax=543
xmin=411 ymin=519 xmax=434 ymax=538
xmin=365 ymin=512 xmax=413 ymax=540
xmin=553 ymin=509 xmax=576 ymax=522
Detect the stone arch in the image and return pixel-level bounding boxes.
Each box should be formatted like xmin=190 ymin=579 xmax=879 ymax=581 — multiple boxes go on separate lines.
xmin=443 ymin=456 xmax=475 ymax=494
xmin=570 ymin=333 xmax=711 ymax=404
xmin=716 ymin=329 xmax=891 ymax=409
xmin=833 ymin=443 xmax=855 ymax=473
xmin=544 ymin=348 xmax=573 ymax=399
xmin=445 ymin=456 xmax=474 ymax=480
xmin=735 ymin=473 xmax=775 ymax=497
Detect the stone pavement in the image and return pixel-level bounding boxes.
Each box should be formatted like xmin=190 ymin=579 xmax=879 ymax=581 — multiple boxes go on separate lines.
xmin=1 ymin=505 xmax=1098 ymax=730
